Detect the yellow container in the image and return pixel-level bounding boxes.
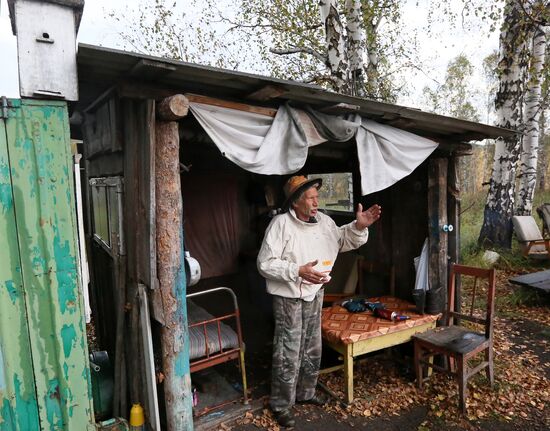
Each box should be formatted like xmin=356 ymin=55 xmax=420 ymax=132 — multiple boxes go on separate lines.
xmin=129 ymin=403 xmax=144 ymax=429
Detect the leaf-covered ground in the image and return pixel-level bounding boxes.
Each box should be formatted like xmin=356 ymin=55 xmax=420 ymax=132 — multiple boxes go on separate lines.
xmin=228 ymin=271 xmax=550 ymax=431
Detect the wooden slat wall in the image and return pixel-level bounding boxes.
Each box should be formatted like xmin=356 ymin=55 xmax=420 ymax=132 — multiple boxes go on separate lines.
xmin=120 ymin=98 xmax=156 ymax=412
xmin=390 ymin=162 xmax=430 ymax=299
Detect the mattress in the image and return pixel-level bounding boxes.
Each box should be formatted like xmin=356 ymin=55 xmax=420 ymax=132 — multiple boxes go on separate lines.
xmin=187 ymin=300 xmax=240 ymax=361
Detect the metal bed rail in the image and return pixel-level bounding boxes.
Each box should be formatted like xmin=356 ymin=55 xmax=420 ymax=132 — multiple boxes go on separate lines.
xmin=186 ymin=287 xmax=248 ymax=406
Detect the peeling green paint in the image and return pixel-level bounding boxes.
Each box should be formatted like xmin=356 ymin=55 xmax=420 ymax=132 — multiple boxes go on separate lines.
xmin=3 ymin=280 xmax=18 ymax=304
xmin=53 ymin=231 xmax=78 ymax=315
xmin=60 ymin=324 xmax=76 ymax=358
xmin=0 ymin=100 xmax=94 ymax=430
xmin=45 ymin=378 xmax=63 ymax=429
xmin=0 ymin=375 xmax=40 ymax=431
xmin=0 ymin=183 xmax=12 ymax=213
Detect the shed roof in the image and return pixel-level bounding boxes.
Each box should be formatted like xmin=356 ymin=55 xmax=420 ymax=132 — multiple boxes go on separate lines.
xmin=76 ymin=44 xmax=514 ymax=142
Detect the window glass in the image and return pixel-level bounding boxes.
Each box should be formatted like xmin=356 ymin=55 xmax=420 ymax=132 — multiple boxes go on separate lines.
xmin=91 ymin=185 xmax=110 ymax=246
xmin=315 ymin=173 xmax=354 ymax=212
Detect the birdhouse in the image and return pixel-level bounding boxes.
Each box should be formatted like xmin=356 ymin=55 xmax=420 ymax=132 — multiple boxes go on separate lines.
xmin=8 ymin=0 xmax=84 ymax=101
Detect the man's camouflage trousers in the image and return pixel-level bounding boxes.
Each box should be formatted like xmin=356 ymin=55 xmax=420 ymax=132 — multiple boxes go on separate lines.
xmin=270 ymin=289 xmax=323 ymax=412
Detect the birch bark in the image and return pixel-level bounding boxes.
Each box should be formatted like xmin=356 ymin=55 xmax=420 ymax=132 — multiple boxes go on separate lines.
xmin=516 ymin=24 xmax=548 ymax=215
xmin=538 ymin=110 xmax=548 ymax=190
xmin=344 ymin=0 xmax=365 ymax=95
xmin=479 ymin=0 xmax=531 ymax=248
xmin=319 ymin=0 xmax=350 ymax=93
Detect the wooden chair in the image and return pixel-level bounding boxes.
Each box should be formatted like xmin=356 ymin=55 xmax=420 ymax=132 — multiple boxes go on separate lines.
xmin=412 ymin=264 xmax=496 ymax=413
xmin=536 ymin=203 xmax=550 ymax=238
xmin=512 ymin=215 xmax=550 ymax=259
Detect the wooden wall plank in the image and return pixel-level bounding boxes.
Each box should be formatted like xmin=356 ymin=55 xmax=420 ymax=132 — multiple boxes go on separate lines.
xmin=428 ymin=158 xmax=449 ymax=313
xmin=448 ymin=155 xmax=461 ymax=313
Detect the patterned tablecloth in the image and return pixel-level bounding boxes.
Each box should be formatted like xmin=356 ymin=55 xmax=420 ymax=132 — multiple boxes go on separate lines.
xmin=322 ymin=296 xmax=441 ymax=345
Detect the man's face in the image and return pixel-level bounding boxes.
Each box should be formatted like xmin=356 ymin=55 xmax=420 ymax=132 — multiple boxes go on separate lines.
xmin=292 ymin=186 xmax=319 ymax=221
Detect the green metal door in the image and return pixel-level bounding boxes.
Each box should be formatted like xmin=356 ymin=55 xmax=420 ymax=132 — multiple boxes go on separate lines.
xmin=0 ymin=99 xmax=94 ymax=430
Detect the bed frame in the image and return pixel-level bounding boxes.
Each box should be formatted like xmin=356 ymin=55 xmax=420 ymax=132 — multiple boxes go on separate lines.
xmin=187 ymin=287 xmax=248 ymax=410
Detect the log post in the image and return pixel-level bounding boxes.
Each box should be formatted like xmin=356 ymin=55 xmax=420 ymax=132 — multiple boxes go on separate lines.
xmin=155 ymin=95 xmax=193 ymax=430
xmin=447 ymin=155 xmax=461 ymax=314
xmin=156 ymin=94 xmax=189 ymax=121
xmin=428 ymin=158 xmax=448 ymax=316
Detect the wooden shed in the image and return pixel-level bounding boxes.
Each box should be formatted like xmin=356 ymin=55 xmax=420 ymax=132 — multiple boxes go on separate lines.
xmin=72 ymin=44 xmax=514 ymax=430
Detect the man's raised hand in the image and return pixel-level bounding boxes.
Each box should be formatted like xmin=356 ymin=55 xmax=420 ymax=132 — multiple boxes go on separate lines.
xmin=355 ymin=203 xmax=382 ymax=230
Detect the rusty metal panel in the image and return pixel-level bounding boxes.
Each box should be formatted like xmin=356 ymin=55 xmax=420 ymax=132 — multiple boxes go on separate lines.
xmin=1 ymin=99 xmax=94 ymax=430
xmin=0 ymin=101 xmax=41 ymax=431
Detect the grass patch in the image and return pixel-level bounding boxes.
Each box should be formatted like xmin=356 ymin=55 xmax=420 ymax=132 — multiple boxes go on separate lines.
xmin=497 ymin=286 xmax=543 ymax=309
xmin=460 ymin=188 xmax=550 ymax=270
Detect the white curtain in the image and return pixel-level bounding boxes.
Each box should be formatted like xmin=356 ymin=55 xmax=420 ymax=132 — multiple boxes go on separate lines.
xmin=189 ymin=102 xmax=325 ymax=175
xmin=189 ymin=102 xmax=438 ymax=196
xmin=356 ymin=119 xmax=438 ymax=195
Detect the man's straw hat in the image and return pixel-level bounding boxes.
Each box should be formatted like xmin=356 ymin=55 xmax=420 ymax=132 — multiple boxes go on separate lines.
xmin=282 ymin=175 xmax=322 ymax=211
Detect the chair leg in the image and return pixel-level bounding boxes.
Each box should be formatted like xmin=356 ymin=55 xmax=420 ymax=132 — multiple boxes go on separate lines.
xmin=457 ymin=356 xmax=468 ymax=414
xmin=485 ymin=348 xmax=494 ymax=387
xmin=449 ymin=356 xmax=456 ymax=373
xmin=414 ymin=341 xmax=423 ymax=389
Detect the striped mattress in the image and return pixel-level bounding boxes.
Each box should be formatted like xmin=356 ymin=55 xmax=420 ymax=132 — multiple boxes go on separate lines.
xmin=187 ymin=300 xmax=240 ymax=361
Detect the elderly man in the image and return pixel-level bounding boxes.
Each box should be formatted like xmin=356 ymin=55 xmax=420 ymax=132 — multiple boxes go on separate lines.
xmin=257 ymin=175 xmax=381 ymax=427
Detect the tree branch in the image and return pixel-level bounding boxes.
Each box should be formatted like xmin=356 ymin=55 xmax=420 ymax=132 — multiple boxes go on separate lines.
xmin=517 ymin=0 xmax=549 ymax=26
xmin=270 ymin=46 xmax=327 ymax=63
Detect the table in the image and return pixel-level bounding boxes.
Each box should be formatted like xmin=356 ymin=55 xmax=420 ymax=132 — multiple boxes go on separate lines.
xmin=321 ymin=296 xmax=440 ymax=403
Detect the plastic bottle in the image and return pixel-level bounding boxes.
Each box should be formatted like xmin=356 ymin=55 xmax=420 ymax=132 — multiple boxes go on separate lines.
xmin=129 ymin=403 xmax=144 ymax=431
xmin=375 ymin=308 xmax=409 ymax=321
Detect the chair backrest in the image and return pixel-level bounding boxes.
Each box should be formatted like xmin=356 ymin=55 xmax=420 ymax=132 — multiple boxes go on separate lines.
xmin=447 ymin=264 xmax=496 ymax=339
xmin=512 ymin=216 xmax=547 ymax=254
xmin=357 ymin=259 xmax=395 ymax=297
xmin=536 ymin=203 xmax=550 ymax=237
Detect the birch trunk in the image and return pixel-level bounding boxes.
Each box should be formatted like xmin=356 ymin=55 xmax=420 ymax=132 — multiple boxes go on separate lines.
xmin=479 ymin=0 xmax=530 ymax=248
xmin=319 ymin=0 xmax=350 ymax=93
xmin=517 ymin=25 xmax=548 ymax=215
xmin=344 ymin=0 xmax=365 ymax=95
xmin=538 ymin=110 xmax=548 ymax=190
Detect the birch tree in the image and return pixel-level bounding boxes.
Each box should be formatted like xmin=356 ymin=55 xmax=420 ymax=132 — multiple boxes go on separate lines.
xmin=478 ymin=0 xmax=533 ymax=248
xmin=234 ymin=0 xmax=418 ymax=98
xmin=344 ymin=0 xmax=366 ymax=95
xmin=478 ymin=0 xmax=548 ymax=248
xmin=110 ymin=0 xmax=418 ymax=101
xmin=319 ymin=0 xmax=351 ymax=93
xmin=516 ymin=22 xmax=548 ymax=215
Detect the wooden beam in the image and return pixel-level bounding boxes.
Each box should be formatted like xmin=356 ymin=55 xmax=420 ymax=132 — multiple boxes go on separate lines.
xmin=130 ymin=59 xmax=177 ymax=79
xmin=185 ymin=93 xmax=277 ymax=117
xmin=156 ymin=94 xmax=189 ymax=120
xmin=319 ymin=103 xmax=361 ymax=114
xmin=247 ymin=84 xmax=287 ymax=101
xmin=447 ymin=156 xmax=461 ymax=314
xmin=427 ymin=157 xmax=449 ymax=316
xmin=118 ymin=81 xmax=177 ymax=100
